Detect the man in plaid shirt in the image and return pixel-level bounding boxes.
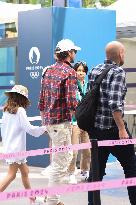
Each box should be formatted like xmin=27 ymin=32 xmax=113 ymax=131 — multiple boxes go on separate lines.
xmin=88 ymin=41 xmax=136 ymax=205
xmin=38 ymin=39 xmax=81 ymax=205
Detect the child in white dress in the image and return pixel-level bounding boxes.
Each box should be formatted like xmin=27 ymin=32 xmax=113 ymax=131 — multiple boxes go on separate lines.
xmin=0 ymin=85 xmax=47 ymax=205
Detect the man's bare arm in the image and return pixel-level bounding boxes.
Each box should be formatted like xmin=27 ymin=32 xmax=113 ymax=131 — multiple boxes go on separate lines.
xmin=112 ymin=111 xmax=129 ymax=139
xmin=40 ymin=111 xmax=44 ymax=125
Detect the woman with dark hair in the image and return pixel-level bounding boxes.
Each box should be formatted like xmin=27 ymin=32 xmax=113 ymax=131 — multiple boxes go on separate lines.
xmin=74 ymin=61 xmax=88 ymax=74
xmin=68 ymin=61 xmax=91 ymax=184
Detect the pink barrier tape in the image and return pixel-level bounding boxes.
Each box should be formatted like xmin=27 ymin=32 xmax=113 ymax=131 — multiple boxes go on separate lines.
xmin=98 ymin=138 xmax=136 ymax=147
xmin=0 ymin=143 xmax=91 ymax=160
xmin=0 ymin=138 xmax=136 ymax=160
xmin=0 ymin=177 xmax=136 ymax=201
xmin=125 ymin=104 xmax=136 ymax=108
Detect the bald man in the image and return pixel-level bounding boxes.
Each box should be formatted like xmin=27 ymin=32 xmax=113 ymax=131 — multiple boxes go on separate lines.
xmin=88 ymin=41 xmax=136 ymax=205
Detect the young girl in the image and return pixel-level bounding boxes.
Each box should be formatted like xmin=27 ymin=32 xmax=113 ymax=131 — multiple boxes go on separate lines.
xmin=0 ymin=85 xmax=47 ymax=205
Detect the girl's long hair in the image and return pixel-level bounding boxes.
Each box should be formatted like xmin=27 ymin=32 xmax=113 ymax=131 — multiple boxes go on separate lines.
xmin=4 ymin=92 xmax=30 ymax=114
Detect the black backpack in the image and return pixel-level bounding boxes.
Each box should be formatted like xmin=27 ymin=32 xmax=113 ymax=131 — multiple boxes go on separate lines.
xmin=75 ymin=66 xmax=111 ymax=132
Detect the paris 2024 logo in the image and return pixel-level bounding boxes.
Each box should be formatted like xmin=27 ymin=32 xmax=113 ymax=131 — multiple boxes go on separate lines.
xmin=29 ymin=47 xmax=40 ymax=65
xmin=26 ymin=47 xmax=43 ymax=79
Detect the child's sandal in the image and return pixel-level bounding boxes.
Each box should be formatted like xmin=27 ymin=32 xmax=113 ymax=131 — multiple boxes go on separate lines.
xmin=29 ymin=197 xmax=36 ymax=204
xmin=57 ymin=202 xmax=64 ymax=205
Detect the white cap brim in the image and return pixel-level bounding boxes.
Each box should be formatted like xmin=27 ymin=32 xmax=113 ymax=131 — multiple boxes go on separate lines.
xmin=56 ymin=46 xmax=81 ymax=53
xmin=74 ymin=46 xmax=81 ymax=51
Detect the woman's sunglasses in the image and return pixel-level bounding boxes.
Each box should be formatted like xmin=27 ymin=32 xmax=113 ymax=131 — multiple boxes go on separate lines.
xmin=76 ymin=61 xmax=87 ymax=67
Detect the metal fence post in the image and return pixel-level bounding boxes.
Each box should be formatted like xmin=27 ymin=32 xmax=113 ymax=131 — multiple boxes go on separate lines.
xmin=88 ymin=139 xmax=101 ymax=205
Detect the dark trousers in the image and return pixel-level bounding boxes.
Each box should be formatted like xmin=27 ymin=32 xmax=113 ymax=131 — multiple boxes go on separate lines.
xmin=88 ymin=124 xmax=136 ymax=205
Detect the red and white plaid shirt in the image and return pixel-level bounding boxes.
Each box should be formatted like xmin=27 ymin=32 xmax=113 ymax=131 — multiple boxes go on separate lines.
xmin=38 ymin=61 xmax=78 ymax=125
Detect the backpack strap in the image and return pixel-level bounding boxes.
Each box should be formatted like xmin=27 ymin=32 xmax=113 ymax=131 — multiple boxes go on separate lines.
xmin=42 ymin=66 xmax=49 ymax=79
xmin=95 ymin=64 xmax=113 ymax=85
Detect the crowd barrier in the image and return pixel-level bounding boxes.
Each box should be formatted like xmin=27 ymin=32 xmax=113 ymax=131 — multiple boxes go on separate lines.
xmin=0 ymin=138 xmax=136 ymax=203
xmin=0 ymin=116 xmax=136 ymax=204
xmin=0 ymin=138 xmax=135 ymax=160
xmin=0 ymin=177 xmax=136 ymax=201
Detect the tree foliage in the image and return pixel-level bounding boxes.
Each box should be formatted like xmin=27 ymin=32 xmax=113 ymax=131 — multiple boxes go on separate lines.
xmin=6 ymin=0 xmax=116 ymax=7
xmin=41 ymin=0 xmax=52 ymax=7
xmin=83 ymin=0 xmax=116 ymax=7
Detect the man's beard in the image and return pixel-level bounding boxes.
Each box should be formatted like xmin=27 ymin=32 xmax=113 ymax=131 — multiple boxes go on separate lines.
xmin=119 ymin=59 xmax=124 ymax=66
xmin=70 ymin=56 xmax=74 ymax=63
xmin=70 ymin=59 xmax=74 ymax=63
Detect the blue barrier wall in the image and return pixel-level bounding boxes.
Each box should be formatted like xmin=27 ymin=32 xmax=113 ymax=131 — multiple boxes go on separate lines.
xmin=18 ymin=8 xmax=52 ymax=167
xmin=18 ymin=7 xmax=116 ymax=167
xmin=52 ymin=7 xmax=116 ymax=69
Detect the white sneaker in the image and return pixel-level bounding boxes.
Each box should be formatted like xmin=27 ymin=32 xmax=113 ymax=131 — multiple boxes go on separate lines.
xmin=69 ymin=174 xmax=77 ymax=184
xmin=31 ymin=197 xmax=45 ymax=205
xmin=41 ymin=165 xmax=51 ymax=177
xmin=80 ymin=171 xmax=89 ymax=181
xmin=74 ymin=167 xmax=80 ymax=175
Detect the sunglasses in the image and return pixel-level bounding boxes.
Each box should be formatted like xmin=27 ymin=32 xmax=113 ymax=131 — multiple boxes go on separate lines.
xmin=71 ymin=49 xmax=77 ymax=54
xmin=76 ymin=61 xmax=87 ymax=67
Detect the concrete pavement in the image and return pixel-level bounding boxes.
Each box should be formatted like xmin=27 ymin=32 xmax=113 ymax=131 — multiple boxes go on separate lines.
xmin=0 ymin=160 xmax=130 ymax=205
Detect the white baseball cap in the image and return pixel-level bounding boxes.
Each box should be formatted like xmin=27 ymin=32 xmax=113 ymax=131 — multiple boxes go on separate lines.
xmin=5 ymin=85 xmax=29 ymax=99
xmin=55 ymin=39 xmax=81 ymax=53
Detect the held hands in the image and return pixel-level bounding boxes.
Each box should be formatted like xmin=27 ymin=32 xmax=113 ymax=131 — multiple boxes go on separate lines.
xmin=40 ymin=111 xmax=44 ymax=126
xmin=119 ymin=128 xmax=129 ymax=139
xmin=40 ymin=111 xmax=49 ymax=135
xmin=44 ymin=131 xmax=49 ymax=135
